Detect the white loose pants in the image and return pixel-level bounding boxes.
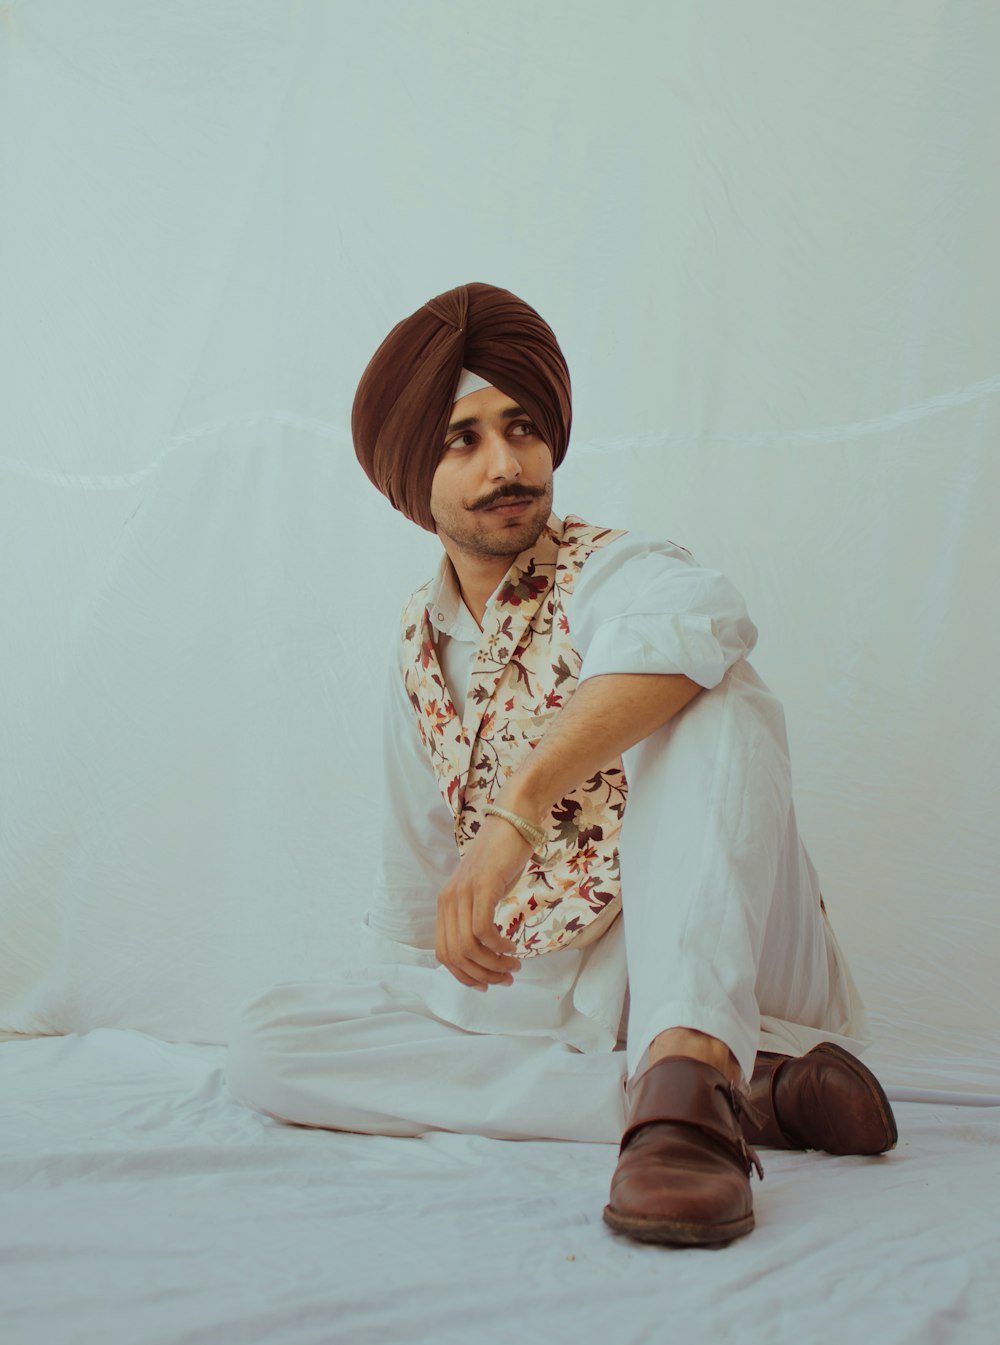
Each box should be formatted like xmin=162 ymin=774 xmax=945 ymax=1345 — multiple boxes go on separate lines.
xmin=226 ymin=662 xmax=869 ymax=1144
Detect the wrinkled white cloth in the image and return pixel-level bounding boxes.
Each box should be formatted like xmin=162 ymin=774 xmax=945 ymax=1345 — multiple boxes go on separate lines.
xmin=226 ymin=530 xmax=869 ymax=1140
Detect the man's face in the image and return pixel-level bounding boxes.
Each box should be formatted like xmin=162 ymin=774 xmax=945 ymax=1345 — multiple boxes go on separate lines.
xmin=429 ymin=384 xmax=554 ymax=560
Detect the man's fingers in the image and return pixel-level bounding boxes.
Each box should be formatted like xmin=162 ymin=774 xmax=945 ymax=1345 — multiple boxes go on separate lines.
xmin=453 ymin=941 xmax=519 ymax=986
xmin=460 ymin=900 xmax=520 ymax=972
xmin=447 ymin=949 xmax=508 ymax=990
xmin=468 ymin=890 xmax=519 ymax=958
xmin=436 ymin=899 xmax=518 ymax=988
xmin=474 ymin=915 xmax=519 ymax=960
xmin=433 ymin=819 xmax=528 ymax=978
xmin=450 ymin=965 xmax=492 ymax=990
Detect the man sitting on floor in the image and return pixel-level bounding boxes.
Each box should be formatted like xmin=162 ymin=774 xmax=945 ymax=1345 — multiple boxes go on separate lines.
xmin=226 ymin=281 xmax=896 ymax=1247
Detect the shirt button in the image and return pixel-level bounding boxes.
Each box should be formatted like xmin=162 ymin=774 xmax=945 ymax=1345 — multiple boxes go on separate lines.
xmin=437 ymin=613 xmax=445 ymax=623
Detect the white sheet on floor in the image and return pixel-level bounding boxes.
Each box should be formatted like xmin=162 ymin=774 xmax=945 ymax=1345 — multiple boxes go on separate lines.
xmin=2 ymin=1030 xmax=998 ymax=1345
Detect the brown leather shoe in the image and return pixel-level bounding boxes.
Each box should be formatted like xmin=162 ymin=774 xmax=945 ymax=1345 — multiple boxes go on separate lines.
xmin=741 ymin=1042 xmax=898 ymax=1155
xmin=603 ymin=1056 xmax=763 ymax=1247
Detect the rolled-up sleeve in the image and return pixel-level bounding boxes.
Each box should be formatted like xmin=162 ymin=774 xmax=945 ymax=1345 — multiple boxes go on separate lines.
xmin=570 ymin=534 xmax=758 ymax=690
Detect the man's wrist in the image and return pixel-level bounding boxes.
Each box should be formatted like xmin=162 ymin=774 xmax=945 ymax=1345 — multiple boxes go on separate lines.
xmin=495 ymin=772 xmax=553 ymax=829
xmin=483 ymin=804 xmax=547 ymax=852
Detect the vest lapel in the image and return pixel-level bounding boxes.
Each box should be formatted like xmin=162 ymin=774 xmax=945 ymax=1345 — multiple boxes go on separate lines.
xmin=460 ymin=521 xmax=561 ymax=749
xmin=404 ymin=605 xmax=472 ymax=802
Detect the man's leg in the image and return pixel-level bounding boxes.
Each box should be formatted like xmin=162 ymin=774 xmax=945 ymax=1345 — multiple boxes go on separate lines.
xmin=225 ymin=972 xmax=628 ymax=1143
xmin=618 ymin=663 xmax=831 ymax=1077
xmin=648 ymin=1027 xmax=739 ymax=1079
xmin=604 ymin=662 xmax=890 ymax=1245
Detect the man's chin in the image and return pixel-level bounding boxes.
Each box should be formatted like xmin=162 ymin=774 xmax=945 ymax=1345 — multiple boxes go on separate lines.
xmin=486 ymin=503 xmax=550 ymax=539
xmin=456 ymin=510 xmax=549 ymax=558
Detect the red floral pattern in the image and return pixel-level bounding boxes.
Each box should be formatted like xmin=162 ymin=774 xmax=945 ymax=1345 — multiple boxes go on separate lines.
xmin=400 ymin=516 xmax=629 ymax=956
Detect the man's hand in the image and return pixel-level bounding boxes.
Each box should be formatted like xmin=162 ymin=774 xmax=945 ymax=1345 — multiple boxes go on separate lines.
xmin=435 ymin=814 xmax=528 ymax=990
xmin=435 ymin=673 xmax=704 ymax=990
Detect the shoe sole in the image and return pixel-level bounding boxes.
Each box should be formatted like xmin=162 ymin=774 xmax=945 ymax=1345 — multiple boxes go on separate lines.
xmin=808 ymin=1041 xmax=899 ymax=1153
xmin=602 ymin=1204 xmax=755 ymax=1247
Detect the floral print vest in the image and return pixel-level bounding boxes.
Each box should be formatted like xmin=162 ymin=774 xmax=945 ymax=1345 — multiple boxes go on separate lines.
xmin=400 ymin=515 xmax=629 ymax=956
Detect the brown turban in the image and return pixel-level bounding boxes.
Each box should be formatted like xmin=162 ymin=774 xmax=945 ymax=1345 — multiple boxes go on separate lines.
xmin=351 ymin=282 xmax=572 ymax=532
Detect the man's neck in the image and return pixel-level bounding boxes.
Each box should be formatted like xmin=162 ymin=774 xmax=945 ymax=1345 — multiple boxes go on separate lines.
xmin=438 ymin=516 xmax=558 ymax=628
xmin=442 ymin=549 xmax=512 ymax=629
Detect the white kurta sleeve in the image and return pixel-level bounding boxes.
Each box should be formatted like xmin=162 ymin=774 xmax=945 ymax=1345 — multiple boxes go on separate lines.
xmin=362 ymin=638 xmax=459 ymax=959
xmin=569 ymin=533 xmax=758 ymax=689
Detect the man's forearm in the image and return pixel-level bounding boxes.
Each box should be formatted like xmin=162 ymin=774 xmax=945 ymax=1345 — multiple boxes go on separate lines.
xmin=497 ymin=672 xmax=703 ymax=826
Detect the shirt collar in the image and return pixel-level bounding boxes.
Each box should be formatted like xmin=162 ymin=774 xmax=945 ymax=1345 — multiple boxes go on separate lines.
xmin=426 ymin=558 xmax=479 ymax=640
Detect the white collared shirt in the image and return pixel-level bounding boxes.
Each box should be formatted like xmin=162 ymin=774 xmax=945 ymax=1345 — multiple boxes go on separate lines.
xmin=425 ymin=560 xmax=488 ymax=722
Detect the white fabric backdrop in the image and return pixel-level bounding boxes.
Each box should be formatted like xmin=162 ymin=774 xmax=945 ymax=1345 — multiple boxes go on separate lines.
xmin=2 ymin=0 xmax=998 ymax=1094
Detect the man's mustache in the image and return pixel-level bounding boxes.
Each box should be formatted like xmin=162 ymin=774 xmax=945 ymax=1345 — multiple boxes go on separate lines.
xmin=470 ymin=484 xmax=545 ymax=512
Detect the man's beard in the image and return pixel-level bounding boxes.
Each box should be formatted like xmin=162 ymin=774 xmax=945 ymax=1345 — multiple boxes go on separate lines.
xmin=432 ymin=481 xmax=553 ymax=559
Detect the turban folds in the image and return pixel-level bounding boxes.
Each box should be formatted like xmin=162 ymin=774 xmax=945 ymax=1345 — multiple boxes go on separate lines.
xmin=351 ymin=282 xmax=572 ymax=532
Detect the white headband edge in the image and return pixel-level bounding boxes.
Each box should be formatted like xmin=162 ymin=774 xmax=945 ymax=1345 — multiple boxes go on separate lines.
xmin=453 ymin=368 xmax=494 ymax=402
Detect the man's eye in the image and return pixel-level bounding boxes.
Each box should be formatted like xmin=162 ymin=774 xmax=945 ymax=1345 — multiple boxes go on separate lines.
xmin=446 ymin=432 xmax=476 ymax=451
xmin=511 ymin=422 xmax=537 ymax=437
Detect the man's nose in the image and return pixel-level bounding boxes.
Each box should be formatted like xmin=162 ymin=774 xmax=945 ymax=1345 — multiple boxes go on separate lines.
xmin=483 ymin=430 xmax=521 ymax=478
